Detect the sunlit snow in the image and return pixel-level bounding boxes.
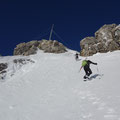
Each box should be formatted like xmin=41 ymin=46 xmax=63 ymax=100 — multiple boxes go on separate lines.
xmin=0 ymin=50 xmax=120 ymax=120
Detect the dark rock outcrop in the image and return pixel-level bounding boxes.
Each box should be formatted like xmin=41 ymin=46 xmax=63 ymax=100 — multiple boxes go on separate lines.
xmin=13 ymin=59 xmax=35 ymax=64
xmin=0 ymin=63 xmax=8 ymax=79
xmin=80 ymin=24 xmax=120 ymax=56
xmin=0 ymin=58 xmax=35 ymax=80
xmin=0 ymin=63 xmax=7 ymax=72
xmin=14 ymin=40 xmax=67 ymax=56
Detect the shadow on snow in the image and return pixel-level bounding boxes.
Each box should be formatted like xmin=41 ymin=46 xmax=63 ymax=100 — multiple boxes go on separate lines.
xmin=89 ymin=74 xmax=104 ymax=81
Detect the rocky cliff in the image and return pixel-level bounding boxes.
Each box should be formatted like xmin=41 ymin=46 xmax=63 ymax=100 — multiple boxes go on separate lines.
xmin=14 ymin=39 xmax=67 ymax=56
xmin=80 ymin=24 xmax=120 ymax=56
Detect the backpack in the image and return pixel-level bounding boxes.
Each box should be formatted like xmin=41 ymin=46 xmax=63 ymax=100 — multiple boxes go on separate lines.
xmin=82 ymin=60 xmax=88 ymax=67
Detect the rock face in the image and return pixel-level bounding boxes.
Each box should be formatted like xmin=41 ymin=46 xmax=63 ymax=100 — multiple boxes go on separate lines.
xmin=13 ymin=59 xmax=35 ymax=64
xmin=14 ymin=40 xmax=67 ymax=56
xmin=0 ymin=63 xmax=8 ymax=79
xmin=80 ymin=24 xmax=120 ymax=56
xmin=0 ymin=63 xmax=7 ymax=73
xmin=0 ymin=58 xmax=35 ymax=80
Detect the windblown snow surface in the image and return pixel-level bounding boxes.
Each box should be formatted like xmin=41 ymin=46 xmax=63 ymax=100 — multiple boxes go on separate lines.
xmin=0 ymin=50 xmax=120 ymax=120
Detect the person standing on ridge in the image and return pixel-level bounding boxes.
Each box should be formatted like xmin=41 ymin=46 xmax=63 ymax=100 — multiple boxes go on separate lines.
xmin=79 ymin=59 xmax=97 ymax=79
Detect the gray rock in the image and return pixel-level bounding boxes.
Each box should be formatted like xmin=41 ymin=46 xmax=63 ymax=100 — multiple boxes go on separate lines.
xmin=80 ymin=37 xmax=97 ymax=56
xmin=13 ymin=59 xmax=35 ymax=64
xmin=80 ymin=24 xmax=120 ymax=56
xmin=0 ymin=63 xmax=7 ymax=71
xmin=0 ymin=58 xmax=35 ymax=80
xmin=95 ymin=24 xmax=117 ymax=42
xmin=14 ymin=40 xmax=67 ymax=56
xmin=0 ymin=63 xmax=8 ymax=79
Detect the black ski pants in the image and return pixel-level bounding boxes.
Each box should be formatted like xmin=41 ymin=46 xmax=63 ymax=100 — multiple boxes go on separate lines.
xmin=84 ymin=65 xmax=92 ymax=76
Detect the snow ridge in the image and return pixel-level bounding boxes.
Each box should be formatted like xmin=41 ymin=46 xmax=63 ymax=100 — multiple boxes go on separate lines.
xmin=0 ymin=50 xmax=120 ymax=120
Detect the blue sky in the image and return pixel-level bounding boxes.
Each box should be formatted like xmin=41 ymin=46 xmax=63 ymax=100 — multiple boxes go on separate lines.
xmin=0 ymin=0 xmax=120 ymax=55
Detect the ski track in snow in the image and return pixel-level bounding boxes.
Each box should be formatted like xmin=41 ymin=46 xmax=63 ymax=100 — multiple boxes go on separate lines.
xmin=0 ymin=50 xmax=120 ymax=120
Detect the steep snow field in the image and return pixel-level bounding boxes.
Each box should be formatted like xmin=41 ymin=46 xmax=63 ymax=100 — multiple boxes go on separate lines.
xmin=0 ymin=50 xmax=120 ymax=120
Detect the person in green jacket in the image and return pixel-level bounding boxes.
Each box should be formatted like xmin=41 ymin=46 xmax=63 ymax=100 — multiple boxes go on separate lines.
xmin=80 ymin=59 xmax=97 ymax=79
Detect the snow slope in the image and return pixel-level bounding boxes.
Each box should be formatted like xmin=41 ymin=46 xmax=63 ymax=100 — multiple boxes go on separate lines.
xmin=0 ymin=50 xmax=120 ymax=120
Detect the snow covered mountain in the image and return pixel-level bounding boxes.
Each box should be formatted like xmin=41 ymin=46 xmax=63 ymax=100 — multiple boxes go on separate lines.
xmin=0 ymin=49 xmax=120 ymax=120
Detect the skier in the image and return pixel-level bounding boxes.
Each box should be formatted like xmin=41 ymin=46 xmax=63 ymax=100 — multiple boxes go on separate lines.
xmin=80 ymin=59 xmax=97 ymax=79
xmin=75 ymin=53 xmax=81 ymax=61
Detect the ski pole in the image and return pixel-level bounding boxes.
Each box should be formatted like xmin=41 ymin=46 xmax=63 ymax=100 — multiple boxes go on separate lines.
xmin=96 ymin=65 xmax=99 ymax=73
